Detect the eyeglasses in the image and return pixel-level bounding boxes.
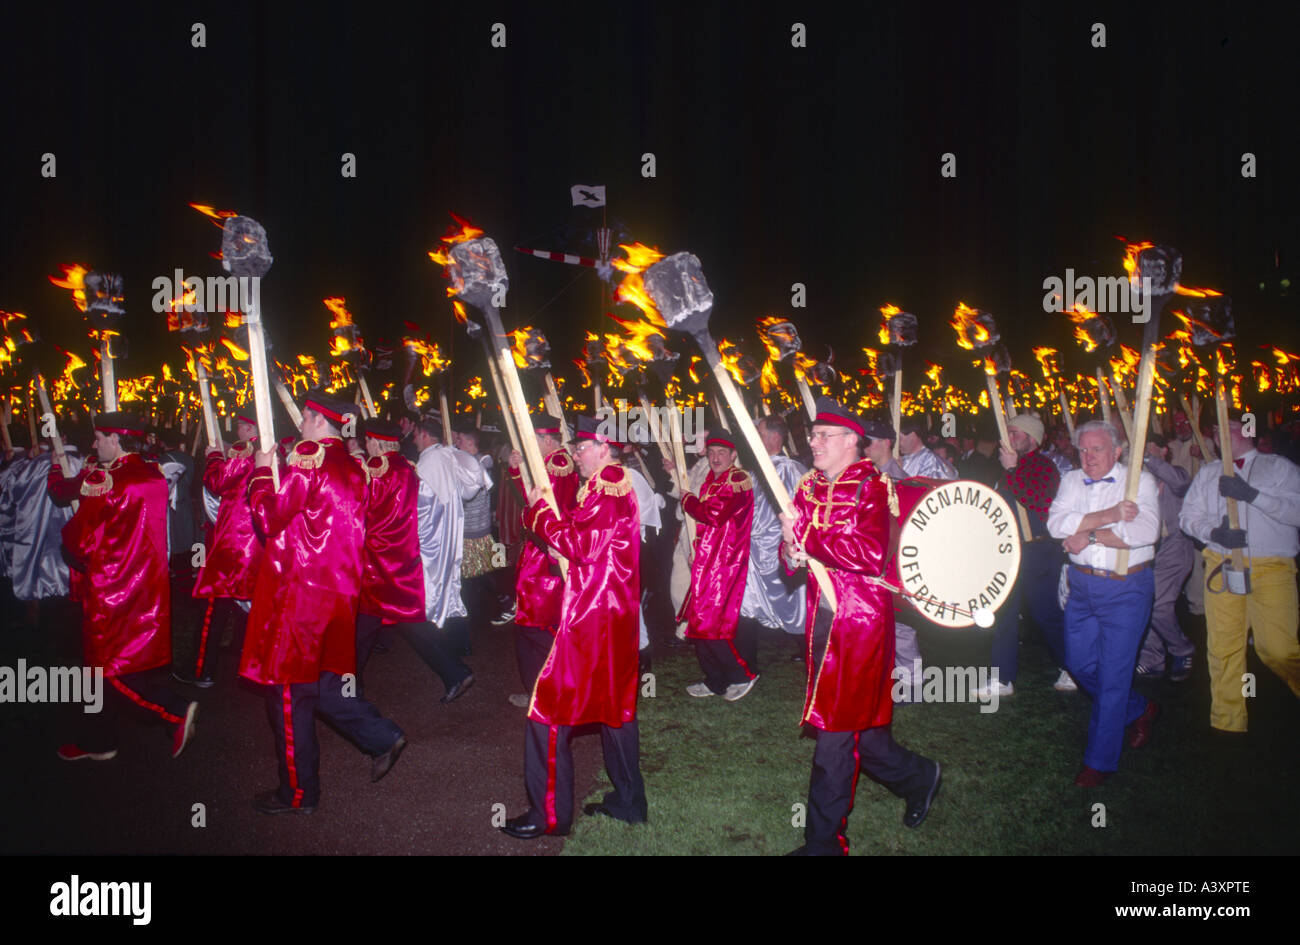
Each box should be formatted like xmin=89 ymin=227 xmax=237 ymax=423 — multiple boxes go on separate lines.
xmin=808 ymin=431 xmax=854 ymax=442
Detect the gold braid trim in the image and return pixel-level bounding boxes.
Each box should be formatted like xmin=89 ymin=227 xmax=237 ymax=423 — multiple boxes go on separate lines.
xmin=882 ymin=473 xmax=899 ymax=517
xmin=726 ymin=469 xmax=753 ymax=492
xmin=287 ymin=440 xmax=325 ymax=470
xmin=363 ymin=454 xmax=389 ymax=482
xmin=546 ymin=451 xmax=575 ymax=477
xmin=80 ymin=469 xmax=113 ymax=497
xmin=582 ymin=464 xmax=633 ymax=499
xmin=230 ymin=441 xmax=254 ymax=459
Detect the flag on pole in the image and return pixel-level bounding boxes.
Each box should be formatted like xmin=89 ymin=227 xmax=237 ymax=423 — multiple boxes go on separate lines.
xmin=570 ymin=185 xmax=606 ymax=208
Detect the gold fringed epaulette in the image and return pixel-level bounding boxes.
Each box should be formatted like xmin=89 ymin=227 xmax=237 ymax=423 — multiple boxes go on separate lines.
xmin=726 ymin=468 xmax=753 ymax=492
xmin=881 ymin=473 xmax=900 ymax=517
xmin=546 ymin=450 xmax=575 ymax=477
xmin=363 ymin=454 xmax=389 ymax=482
xmin=80 ymin=468 xmax=113 ymax=497
xmin=589 ymin=463 xmax=633 ymax=497
xmin=287 ymin=440 xmax=325 ymax=470
xmin=230 ymin=441 xmax=254 ymax=460
xmin=797 ymin=469 xmax=818 ymax=500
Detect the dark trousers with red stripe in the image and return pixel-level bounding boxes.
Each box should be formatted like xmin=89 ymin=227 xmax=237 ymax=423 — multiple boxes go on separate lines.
xmin=264 ymin=672 xmax=404 ymax=808
xmin=693 ymin=632 xmax=757 ymax=694
xmin=80 ymin=671 xmax=193 ymax=753
xmin=189 ymin=597 xmax=248 ymax=681
xmin=514 ymin=625 xmax=555 ymax=691
xmin=523 ymin=718 xmax=647 ymax=833
xmin=804 ymin=606 xmax=933 ymax=856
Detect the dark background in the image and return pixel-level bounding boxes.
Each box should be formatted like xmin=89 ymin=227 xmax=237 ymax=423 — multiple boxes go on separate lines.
xmin=3 ymin=1 xmax=1297 ymax=408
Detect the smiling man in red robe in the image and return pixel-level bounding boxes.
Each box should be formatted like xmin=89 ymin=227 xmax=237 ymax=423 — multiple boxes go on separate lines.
xmin=781 ymin=398 xmax=942 ymax=856
xmin=501 ymin=415 xmax=647 ymax=838
xmin=56 ymin=412 xmax=198 ymax=762
xmin=680 ymin=430 xmax=758 ymax=701
xmin=241 ymin=391 xmax=405 ymax=814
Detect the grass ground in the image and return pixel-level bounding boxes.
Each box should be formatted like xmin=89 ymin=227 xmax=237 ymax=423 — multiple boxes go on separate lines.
xmin=563 ymin=614 xmax=1300 ymax=856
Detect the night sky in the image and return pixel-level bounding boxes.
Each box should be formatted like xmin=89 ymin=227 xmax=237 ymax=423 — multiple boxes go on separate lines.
xmin=3 ymin=2 xmax=1297 ymax=411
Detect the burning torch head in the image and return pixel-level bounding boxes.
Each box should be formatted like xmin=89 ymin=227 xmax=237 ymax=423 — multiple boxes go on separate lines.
xmin=83 ymin=271 xmax=126 ymax=329
xmin=884 ymin=310 xmax=918 ymax=347
xmin=758 ymin=319 xmax=802 ymax=361
xmin=736 ymin=353 xmax=762 ymax=387
xmin=1183 ymin=295 xmax=1235 ymax=348
xmin=1080 ymin=314 xmax=1117 ymax=353
xmin=221 ymin=216 xmax=274 ymax=278
xmin=1135 ymin=244 xmax=1183 ymax=299
xmin=986 ymin=342 xmax=1013 ymax=377
xmin=448 ymin=238 xmax=509 ymax=312
xmin=644 ymin=253 xmax=714 ymax=336
xmin=516 ymin=327 xmax=552 ymax=371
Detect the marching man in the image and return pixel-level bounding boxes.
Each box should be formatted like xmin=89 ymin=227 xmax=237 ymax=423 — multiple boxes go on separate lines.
xmin=55 ymin=413 xmax=198 ymax=761
xmin=679 ymin=429 xmax=758 ymax=700
xmin=502 ymin=416 xmax=647 ymax=838
xmin=780 ymin=400 xmax=942 ymax=855
xmin=241 ymin=391 xmax=405 ymax=813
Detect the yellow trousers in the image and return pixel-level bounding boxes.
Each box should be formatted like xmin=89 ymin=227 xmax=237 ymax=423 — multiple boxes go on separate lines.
xmin=1203 ymin=550 xmax=1300 ymax=732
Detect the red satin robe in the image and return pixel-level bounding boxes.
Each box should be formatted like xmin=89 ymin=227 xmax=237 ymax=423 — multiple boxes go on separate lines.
xmin=60 ymin=453 xmax=171 ymax=677
xmin=358 ymin=450 xmax=424 ymax=624
xmin=678 ymin=467 xmax=755 ymax=639
xmin=524 ymin=462 xmax=640 ymax=727
xmin=788 ymin=459 xmax=895 ymax=732
xmin=239 ymin=437 xmax=367 ymax=685
xmin=192 ymin=440 xmax=264 ymax=600
xmin=510 ymin=448 xmax=579 ymax=631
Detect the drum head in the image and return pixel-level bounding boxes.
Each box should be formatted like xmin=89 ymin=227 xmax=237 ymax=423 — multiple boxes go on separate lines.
xmin=894 ymin=479 xmax=1023 ymax=628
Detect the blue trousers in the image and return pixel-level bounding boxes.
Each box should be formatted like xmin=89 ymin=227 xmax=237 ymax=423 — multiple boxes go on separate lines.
xmin=1064 ymin=567 xmax=1153 ymax=772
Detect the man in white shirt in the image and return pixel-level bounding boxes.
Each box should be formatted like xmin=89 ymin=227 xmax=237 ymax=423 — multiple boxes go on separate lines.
xmin=1178 ymin=415 xmax=1300 ymax=733
xmin=1047 ymin=420 xmax=1160 ymax=787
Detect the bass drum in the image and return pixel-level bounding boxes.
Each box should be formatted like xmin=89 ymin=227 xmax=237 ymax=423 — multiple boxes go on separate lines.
xmin=884 ymin=477 xmax=1023 ymax=629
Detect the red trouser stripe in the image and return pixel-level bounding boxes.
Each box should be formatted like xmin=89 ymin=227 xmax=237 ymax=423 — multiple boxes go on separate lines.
xmin=110 ymin=677 xmax=184 ymax=724
xmin=838 ymin=732 xmax=862 ymax=856
xmin=544 ymin=725 xmax=559 ymax=833
xmin=282 ymin=685 xmax=304 ymax=808
xmin=727 ymin=639 xmax=756 ymax=680
xmin=194 ymin=598 xmax=217 ymax=677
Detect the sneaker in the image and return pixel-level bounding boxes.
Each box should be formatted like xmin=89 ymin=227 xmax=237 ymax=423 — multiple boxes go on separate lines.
xmin=1053 ymin=668 xmax=1078 ymax=692
xmin=508 ymin=693 xmax=530 ymax=708
xmin=1135 ymin=663 xmax=1161 ymax=678
xmin=1170 ymin=654 xmax=1195 ymax=683
xmin=172 ymin=701 xmax=199 ymax=758
xmin=970 ymin=680 xmax=1014 ymax=699
xmin=490 ymin=604 xmax=517 ymax=626
xmin=686 ymin=682 xmax=715 ymax=697
xmin=57 ymin=744 xmax=117 ymax=762
xmin=724 ymin=676 xmax=760 ymax=702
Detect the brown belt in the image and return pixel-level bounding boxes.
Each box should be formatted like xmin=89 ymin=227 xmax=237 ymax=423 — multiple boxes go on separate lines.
xmin=1072 ymin=562 xmax=1152 ymax=581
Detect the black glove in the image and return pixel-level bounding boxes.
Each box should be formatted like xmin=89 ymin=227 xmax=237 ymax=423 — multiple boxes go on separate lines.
xmin=1219 ymin=474 xmax=1259 ymax=503
xmin=1209 ymin=514 xmax=1247 ymax=550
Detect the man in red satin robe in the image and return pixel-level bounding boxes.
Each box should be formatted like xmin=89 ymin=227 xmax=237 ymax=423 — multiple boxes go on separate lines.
xmin=56 ymin=412 xmax=198 ymax=762
xmin=780 ymin=399 xmax=941 ymax=855
xmin=501 ymin=415 xmax=647 ymax=838
xmin=504 ymin=415 xmax=579 ymax=707
xmin=176 ymin=412 xmax=264 ymax=687
xmin=241 ymin=391 xmax=405 ymax=814
xmin=679 ymin=430 xmax=758 ymax=700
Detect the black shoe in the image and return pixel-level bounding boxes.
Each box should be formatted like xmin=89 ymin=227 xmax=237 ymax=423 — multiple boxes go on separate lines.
xmin=172 ymin=670 xmax=215 ymax=689
xmin=440 ymin=673 xmax=476 ymax=704
xmin=582 ymin=802 xmax=647 ymax=824
xmin=500 ymin=813 xmax=568 ymax=839
xmin=371 ymin=735 xmax=407 ymax=783
xmin=253 ymin=790 xmax=317 ymax=815
xmin=903 ymin=761 xmax=941 ymax=828
xmin=490 ymin=605 xmax=517 ymax=626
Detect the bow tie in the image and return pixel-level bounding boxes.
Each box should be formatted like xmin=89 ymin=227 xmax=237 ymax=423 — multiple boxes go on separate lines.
xmin=1083 ymin=476 xmax=1115 ymax=486
xmin=1235 ymin=458 xmax=1245 ymax=469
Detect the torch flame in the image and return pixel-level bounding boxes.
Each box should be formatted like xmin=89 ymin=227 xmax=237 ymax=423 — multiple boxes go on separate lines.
xmin=190 ymin=203 xmax=239 ymax=229
xmin=48 ymin=263 xmax=90 ymax=312
xmin=949 ymin=302 xmax=989 ymax=350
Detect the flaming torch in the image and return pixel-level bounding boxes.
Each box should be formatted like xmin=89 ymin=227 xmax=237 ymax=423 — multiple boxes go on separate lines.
xmin=49 ymin=264 xmax=125 ymax=412
xmin=756 ymin=316 xmax=815 ymax=421
xmin=639 ymin=250 xmax=841 ymax=611
xmin=429 ymin=216 xmax=563 ymax=572
xmin=879 ymin=305 xmax=917 ymax=459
